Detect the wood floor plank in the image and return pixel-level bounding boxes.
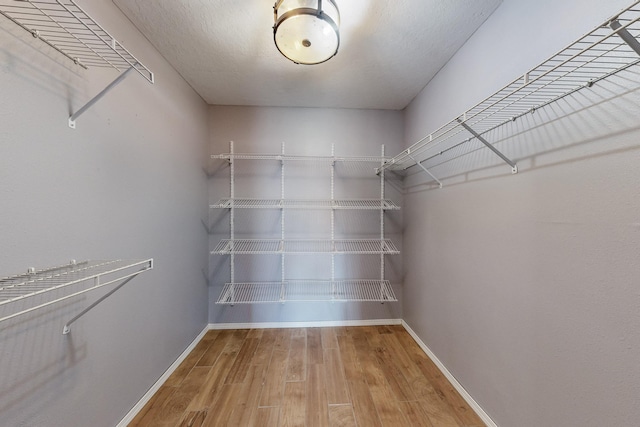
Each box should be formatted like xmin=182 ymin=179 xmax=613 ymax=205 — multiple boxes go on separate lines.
xmin=307 ymin=327 xmax=324 ymax=365
xmin=147 ymin=366 xmax=212 ymax=426
xmin=259 ymin=348 xmax=288 ymax=407
xmin=252 ymin=329 xmax=278 ymax=366
xmin=252 ymin=406 xmax=281 ymax=427
xmin=281 ymin=381 xmax=306 ymax=427
xmin=225 ymin=338 xmax=260 ymax=383
xmin=226 ymin=364 xmax=267 ymax=426
xmin=129 ymin=385 xmax=176 ymax=426
xmin=328 ymin=405 xmax=357 ymax=427
xmin=306 ymin=364 xmax=329 ymax=427
xmin=196 ymin=329 xmax=234 ymax=367
xmin=398 ymin=401 xmax=436 ymax=427
xmin=201 ymin=383 xmax=243 ymax=427
xmin=346 ymin=377 xmax=382 ymax=427
xmin=177 ymin=410 xmax=207 ymax=427
xmin=352 ymin=334 xmax=409 ymax=426
xmin=186 ymin=350 xmax=238 ymax=411
xmin=336 ymin=335 xmax=364 ymax=381
xmin=324 ymin=348 xmax=350 ymax=405
xmin=286 ymin=334 xmax=306 ymax=382
xmin=163 ymin=332 xmax=216 ymax=387
xmin=419 ymin=398 xmax=462 ymax=427
xmin=371 ymin=344 xmax=417 ymax=402
xmin=320 ymin=327 xmax=338 ymax=349
xmin=246 ymin=328 xmax=264 ymax=339
xmin=223 ymin=329 xmax=250 ymax=353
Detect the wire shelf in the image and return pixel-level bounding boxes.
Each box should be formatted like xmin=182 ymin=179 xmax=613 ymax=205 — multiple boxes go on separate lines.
xmin=211 ymin=153 xmax=387 ymax=163
xmin=211 ymin=239 xmax=400 ymax=254
xmin=0 ymin=0 xmax=153 ymax=81
xmin=0 ymin=259 xmax=153 ymax=324
xmin=210 ymin=198 xmax=400 ymax=210
xmin=378 ymin=1 xmax=640 ymax=174
xmin=215 ymin=280 xmax=397 ymax=304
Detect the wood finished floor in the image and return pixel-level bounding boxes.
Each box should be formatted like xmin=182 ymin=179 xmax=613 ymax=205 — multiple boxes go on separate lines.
xmin=129 ymin=325 xmax=485 ymax=427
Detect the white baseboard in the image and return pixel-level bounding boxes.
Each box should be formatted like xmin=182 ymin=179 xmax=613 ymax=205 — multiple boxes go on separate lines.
xmin=208 ymin=318 xmax=402 ymax=330
xmin=116 ymin=325 xmax=209 ymax=427
xmin=401 ymin=320 xmax=497 ymax=427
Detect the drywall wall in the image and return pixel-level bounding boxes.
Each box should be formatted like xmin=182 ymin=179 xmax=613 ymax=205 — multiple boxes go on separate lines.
xmin=402 ymin=0 xmax=640 ymax=426
xmin=208 ymin=106 xmax=404 ymax=324
xmin=0 ymin=1 xmax=209 ymax=426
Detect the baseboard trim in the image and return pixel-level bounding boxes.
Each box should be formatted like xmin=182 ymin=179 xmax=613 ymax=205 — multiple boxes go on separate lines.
xmin=401 ymin=320 xmax=497 ymax=427
xmin=208 ymin=318 xmax=402 ymax=330
xmin=116 ymin=325 xmax=209 ymax=427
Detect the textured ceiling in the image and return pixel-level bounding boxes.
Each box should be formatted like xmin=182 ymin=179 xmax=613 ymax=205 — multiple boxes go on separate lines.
xmin=113 ymin=0 xmax=502 ymax=110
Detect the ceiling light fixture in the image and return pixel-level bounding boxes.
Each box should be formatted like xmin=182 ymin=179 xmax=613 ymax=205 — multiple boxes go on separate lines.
xmin=273 ymin=0 xmax=340 ymax=65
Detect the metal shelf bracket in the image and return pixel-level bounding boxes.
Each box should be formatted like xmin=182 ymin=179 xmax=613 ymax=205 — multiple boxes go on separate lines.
xmin=407 ymin=151 xmax=443 ymax=188
xmin=68 ymin=65 xmax=137 ymax=128
xmin=0 ymin=0 xmax=154 ymax=129
xmin=457 ymin=119 xmax=518 ymax=174
xmin=610 ymin=19 xmax=640 ymax=56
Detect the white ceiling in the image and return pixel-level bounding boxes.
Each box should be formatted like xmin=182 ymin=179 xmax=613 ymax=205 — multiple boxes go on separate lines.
xmin=113 ymin=0 xmax=502 ymax=110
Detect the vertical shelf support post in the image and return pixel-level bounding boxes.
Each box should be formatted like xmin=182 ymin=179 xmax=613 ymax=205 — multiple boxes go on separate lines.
xmin=457 ymin=119 xmax=518 ymax=173
xmin=331 ymin=144 xmax=336 ymax=301
xmin=229 ymin=141 xmax=235 ymax=306
xmin=380 ymin=145 xmax=386 ymax=303
xmin=281 ymin=142 xmax=286 ymax=303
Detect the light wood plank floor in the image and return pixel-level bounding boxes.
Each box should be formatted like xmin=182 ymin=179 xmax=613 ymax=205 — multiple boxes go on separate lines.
xmin=129 ymin=325 xmax=485 ymax=427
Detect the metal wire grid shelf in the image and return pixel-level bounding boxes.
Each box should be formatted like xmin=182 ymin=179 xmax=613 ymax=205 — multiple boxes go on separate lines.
xmin=0 ymin=0 xmax=154 ymax=128
xmin=211 ymin=152 xmax=387 ymax=163
xmin=377 ymin=1 xmax=640 ymax=183
xmin=216 ymin=280 xmax=397 ymax=304
xmin=0 ymin=259 xmax=153 ymax=333
xmin=211 ymin=239 xmax=400 ymax=255
xmin=210 ymin=198 xmax=400 ymax=210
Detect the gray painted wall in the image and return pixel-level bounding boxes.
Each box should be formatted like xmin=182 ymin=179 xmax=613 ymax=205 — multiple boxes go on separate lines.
xmin=0 ymin=1 xmax=209 ymax=426
xmin=402 ymin=0 xmax=640 ymax=426
xmin=208 ymin=106 xmax=404 ymax=324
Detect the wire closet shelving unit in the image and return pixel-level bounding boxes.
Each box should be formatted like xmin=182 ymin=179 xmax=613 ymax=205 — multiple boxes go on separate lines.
xmin=377 ymin=1 xmax=640 ymax=185
xmin=0 ymin=259 xmax=153 ymax=334
xmin=210 ymin=142 xmax=399 ymax=305
xmin=0 ymin=0 xmax=153 ymax=128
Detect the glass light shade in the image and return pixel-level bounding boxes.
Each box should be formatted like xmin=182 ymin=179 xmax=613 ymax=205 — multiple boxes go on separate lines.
xmin=273 ymin=0 xmax=340 ymax=65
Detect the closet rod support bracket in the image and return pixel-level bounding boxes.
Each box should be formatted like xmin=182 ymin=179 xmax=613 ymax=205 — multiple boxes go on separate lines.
xmin=457 ymin=119 xmax=518 ymax=174
xmin=68 ymin=65 xmax=138 ymax=129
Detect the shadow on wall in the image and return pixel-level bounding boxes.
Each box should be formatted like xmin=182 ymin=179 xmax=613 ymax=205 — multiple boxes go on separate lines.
xmin=402 ymin=68 xmax=640 ymax=193
xmin=0 ymin=301 xmax=87 ymax=424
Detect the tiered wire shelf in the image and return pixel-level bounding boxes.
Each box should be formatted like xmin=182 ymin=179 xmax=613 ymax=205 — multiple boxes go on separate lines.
xmin=377 ymin=0 xmax=640 ymax=185
xmin=0 ymin=0 xmax=154 ymax=128
xmin=211 ymin=142 xmax=399 ymax=305
xmin=211 ymin=239 xmax=400 ymax=255
xmin=211 ymin=198 xmax=400 ymax=210
xmin=0 ymin=259 xmax=153 ymax=333
xmin=216 ymin=280 xmax=397 ymax=305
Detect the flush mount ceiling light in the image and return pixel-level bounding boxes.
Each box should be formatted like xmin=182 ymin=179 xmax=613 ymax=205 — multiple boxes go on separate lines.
xmin=273 ymin=0 xmax=340 ymax=65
